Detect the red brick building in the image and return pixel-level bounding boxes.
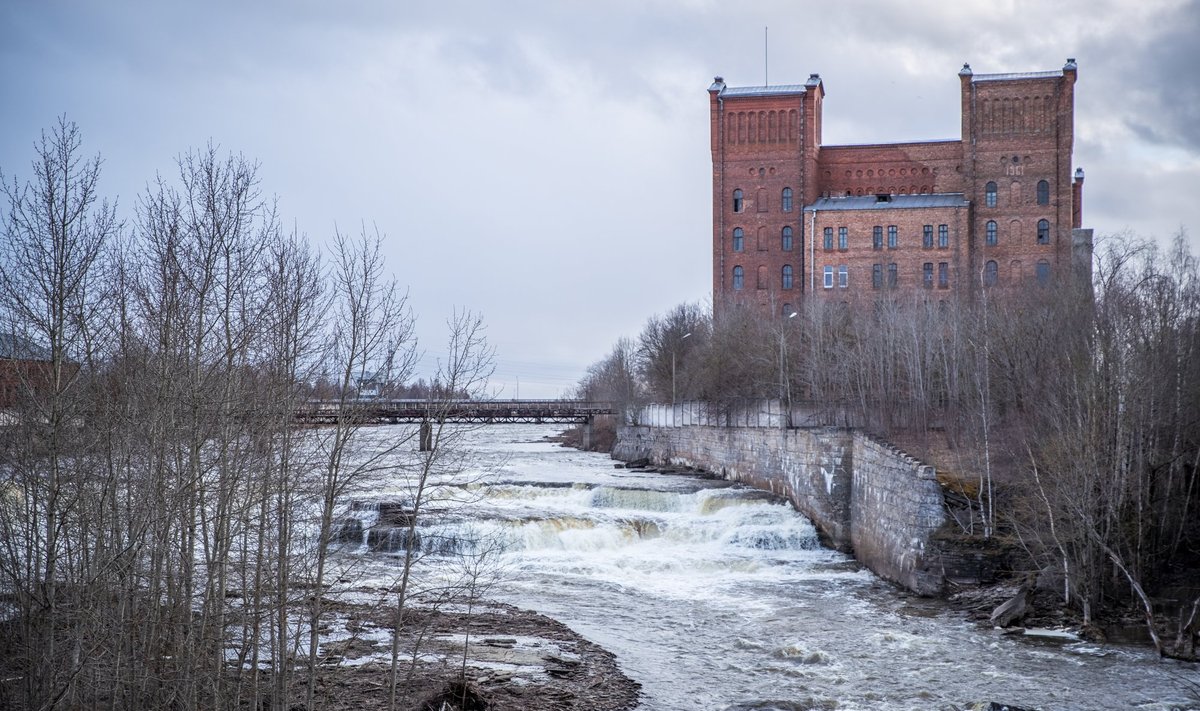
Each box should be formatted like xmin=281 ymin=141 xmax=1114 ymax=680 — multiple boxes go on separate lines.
xmin=709 ymin=60 xmax=1093 ymax=313
xmin=0 ymin=333 xmax=52 ymax=409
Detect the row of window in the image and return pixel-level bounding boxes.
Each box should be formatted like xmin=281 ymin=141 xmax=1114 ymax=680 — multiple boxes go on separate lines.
xmin=732 ymin=226 xmax=794 ymax=252
xmin=734 ymin=259 xmax=1054 ymax=291
xmin=731 ymin=264 xmax=795 ymax=290
xmin=844 ymin=224 xmax=953 ymax=251
xmin=983 ymin=219 xmax=1051 ymax=245
xmin=823 ymin=265 xmax=850 ymax=289
xmin=982 ymin=260 xmax=1052 ymax=285
xmin=984 ymin=179 xmax=1051 ymax=207
xmin=733 ymin=219 xmax=1050 ymax=253
xmin=733 ymin=188 xmax=793 ymax=214
xmin=834 ymin=260 xmax=1052 ymax=289
xmin=825 ymin=224 xmax=948 ymax=251
xmin=735 ymin=179 xmax=1050 ymax=215
xmin=861 ymin=263 xmax=950 ymax=290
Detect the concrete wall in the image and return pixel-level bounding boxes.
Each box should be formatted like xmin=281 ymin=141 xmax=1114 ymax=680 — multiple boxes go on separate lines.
xmin=614 ymin=423 xmax=947 ymax=595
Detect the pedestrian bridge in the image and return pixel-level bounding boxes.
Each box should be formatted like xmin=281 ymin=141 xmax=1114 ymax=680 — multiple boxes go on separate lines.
xmin=296 ymin=399 xmax=616 ymax=425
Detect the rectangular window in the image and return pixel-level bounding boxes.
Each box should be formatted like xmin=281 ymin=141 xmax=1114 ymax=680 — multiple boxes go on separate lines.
xmin=887 ymin=225 xmax=898 ymax=249
xmin=823 ymin=227 xmax=833 ymax=250
xmin=838 ymin=226 xmax=848 ymax=250
xmin=923 ymin=262 xmax=934 ymax=289
xmin=872 ymin=264 xmax=882 ymax=289
xmin=938 ymin=262 xmax=949 ymax=288
xmin=1036 ymin=260 xmax=1051 ymax=284
xmin=938 ymin=224 xmax=949 ymax=248
xmin=872 ymin=226 xmax=882 ymax=250
xmin=823 ymin=266 xmax=834 ymax=289
xmin=923 ymin=225 xmax=933 ymax=249
xmin=838 ymin=265 xmax=849 ymax=288
xmin=887 ymin=263 xmax=898 ymax=288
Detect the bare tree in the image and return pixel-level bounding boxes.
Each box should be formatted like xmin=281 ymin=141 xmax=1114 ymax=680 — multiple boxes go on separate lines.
xmin=0 ymin=117 xmax=117 ymax=709
xmin=635 ymin=302 xmax=709 ymax=402
xmin=387 ymin=308 xmax=496 ymax=710
xmin=306 ymin=225 xmax=417 ymax=708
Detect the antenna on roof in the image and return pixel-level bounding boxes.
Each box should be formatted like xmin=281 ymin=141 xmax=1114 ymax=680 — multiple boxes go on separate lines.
xmin=764 ymin=26 xmax=769 ymax=86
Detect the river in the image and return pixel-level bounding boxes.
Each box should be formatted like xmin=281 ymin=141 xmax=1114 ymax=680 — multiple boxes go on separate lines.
xmin=350 ymin=424 xmax=1197 ymax=710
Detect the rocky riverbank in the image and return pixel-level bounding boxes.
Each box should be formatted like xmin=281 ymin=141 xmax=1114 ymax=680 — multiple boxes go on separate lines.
xmin=299 ymin=593 xmax=640 ymax=711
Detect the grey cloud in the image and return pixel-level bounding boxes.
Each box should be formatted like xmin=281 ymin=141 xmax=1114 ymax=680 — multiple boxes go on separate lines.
xmin=1133 ymin=1 xmax=1200 ymax=150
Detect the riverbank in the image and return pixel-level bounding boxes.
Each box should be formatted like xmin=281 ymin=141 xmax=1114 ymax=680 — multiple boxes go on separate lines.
xmin=290 ymin=592 xmax=640 ymax=711
xmin=587 ymin=424 xmax=1199 ymax=656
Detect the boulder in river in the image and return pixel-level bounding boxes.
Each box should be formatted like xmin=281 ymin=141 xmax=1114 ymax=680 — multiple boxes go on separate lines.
xmin=989 ymin=588 xmax=1028 ymax=628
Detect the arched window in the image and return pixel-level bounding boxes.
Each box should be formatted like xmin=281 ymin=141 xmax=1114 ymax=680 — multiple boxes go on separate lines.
xmin=1036 ymin=260 xmax=1051 ymax=284
xmin=782 ymin=265 xmax=794 ymax=290
xmin=781 ymin=226 xmax=793 ymax=251
xmin=781 ymin=187 xmax=793 ymax=212
xmin=986 ymin=220 xmax=998 ymax=246
xmin=1037 ymin=219 xmax=1050 ymax=244
xmin=732 ymin=265 xmax=744 ymax=290
xmin=984 ymin=260 xmax=998 ymax=286
xmin=733 ymin=189 xmax=744 ymax=213
xmin=1037 ymin=180 xmax=1050 ymax=205
xmin=732 ymin=227 xmax=744 ymax=252
xmin=985 ymin=181 xmax=997 ymax=208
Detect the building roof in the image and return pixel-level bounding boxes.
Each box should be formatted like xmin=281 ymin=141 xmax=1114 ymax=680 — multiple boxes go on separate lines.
xmin=718 ymin=84 xmax=808 ymax=97
xmin=0 ymin=333 xmax=51 ymax=360
xmin=804 ymin=193 xmax=970 ymax=211
xmin=973 ymin=70 xmax=1063 ymax=82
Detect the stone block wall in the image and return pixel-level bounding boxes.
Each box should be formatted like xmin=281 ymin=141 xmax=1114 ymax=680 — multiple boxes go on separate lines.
xmin=850 ymin=434 xmax=946 ymax=595
xmin=614 ymin=424 xmax=947 ymax=595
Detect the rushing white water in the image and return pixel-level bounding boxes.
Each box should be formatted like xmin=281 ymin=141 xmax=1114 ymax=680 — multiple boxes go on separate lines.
xmin=348 ymin=424 xmax=1198 ymax=711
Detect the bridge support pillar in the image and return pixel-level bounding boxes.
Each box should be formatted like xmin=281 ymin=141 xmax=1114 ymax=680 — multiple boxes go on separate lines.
xmin=581 ymin=417 xmax=593 ymax=450
xmin=419 ymin=420 xmax=432 ymax=451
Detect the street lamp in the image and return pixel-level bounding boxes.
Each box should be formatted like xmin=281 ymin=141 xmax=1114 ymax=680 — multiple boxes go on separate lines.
xmin=672 ymin=332 xmax=692 ymax=407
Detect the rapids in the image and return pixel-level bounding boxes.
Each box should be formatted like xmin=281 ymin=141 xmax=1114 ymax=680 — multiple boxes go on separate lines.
xmin=346 ymin=424 xmax=1197 ymax=710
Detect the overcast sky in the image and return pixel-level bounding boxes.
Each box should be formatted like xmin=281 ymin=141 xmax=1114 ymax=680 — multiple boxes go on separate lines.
xmin=3 ymin=0 xmax=1198 ymax=398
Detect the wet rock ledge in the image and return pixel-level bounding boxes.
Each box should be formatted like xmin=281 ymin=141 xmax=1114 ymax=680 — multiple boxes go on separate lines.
xmin=301 ymin=595 xmax=640 ymax=711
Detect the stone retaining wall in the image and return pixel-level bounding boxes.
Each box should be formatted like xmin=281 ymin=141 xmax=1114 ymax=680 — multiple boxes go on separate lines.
xmin=614 ymin=424 xmax=948 ymax=595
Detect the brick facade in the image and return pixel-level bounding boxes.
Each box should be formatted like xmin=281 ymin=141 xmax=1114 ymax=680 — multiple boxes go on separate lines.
xmin=710 ymin=61 xmax=1091 ymax=312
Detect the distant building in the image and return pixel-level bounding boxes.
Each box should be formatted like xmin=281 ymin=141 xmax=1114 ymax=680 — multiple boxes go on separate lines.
xmin=0 ymin=333 xmax=52 ymax=409
xmin=709 ymin=60 xmax=1093 ymax=314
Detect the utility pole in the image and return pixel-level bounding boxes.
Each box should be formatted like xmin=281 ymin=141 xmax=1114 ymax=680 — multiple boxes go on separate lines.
xmin=781 ymin=311 xmax=797 ymax=428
